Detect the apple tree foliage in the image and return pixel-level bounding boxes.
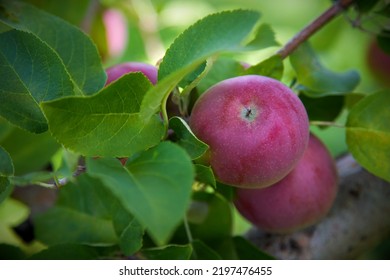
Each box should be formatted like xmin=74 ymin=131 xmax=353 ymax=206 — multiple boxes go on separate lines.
xmin=0 ymin=0 xmax=389 ymax=259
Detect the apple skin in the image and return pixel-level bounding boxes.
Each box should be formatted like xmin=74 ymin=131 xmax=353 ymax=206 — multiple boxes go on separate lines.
xmin=367 ymin=40 xmax=390 ymax=87
xmin=233 ymin=133 xmax=338 ymax=233
xmin=189 ymin=75 xmax=309 ymax=188
xmin=105 ymin=62 xmax=158 ymax=85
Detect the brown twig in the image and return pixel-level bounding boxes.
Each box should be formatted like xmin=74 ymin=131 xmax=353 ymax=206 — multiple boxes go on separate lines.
xmin=276 ymin=0 xmax=355 ymax=59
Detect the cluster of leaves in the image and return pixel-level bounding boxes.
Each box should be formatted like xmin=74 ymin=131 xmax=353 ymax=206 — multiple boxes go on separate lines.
xmin=0 ymin=0 xmax=389 ymax=259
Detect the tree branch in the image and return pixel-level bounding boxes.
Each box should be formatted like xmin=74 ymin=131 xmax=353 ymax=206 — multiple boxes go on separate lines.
xmin=276 ymin=0 xmax=355 ymax=59
xmin=245 ymin=154 xmax=390 ymax=259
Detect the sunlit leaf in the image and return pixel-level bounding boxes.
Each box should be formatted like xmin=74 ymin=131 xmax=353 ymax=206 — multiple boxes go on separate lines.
xmin=141 ymin=10 xmax=279 ymax=121
xmin=346 ymin=90 xmax=390 ymax=182
xmin=42 ymin=73 xmax=165 ymax=157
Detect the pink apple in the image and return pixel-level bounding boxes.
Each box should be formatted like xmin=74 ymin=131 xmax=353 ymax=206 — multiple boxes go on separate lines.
xmin=103 ymin=9 xmax=128 ymax=58
xmin=189 ymin=75 xmax=309 ymax=188
xmin=234 ymin=134 xmax=338 ymax=233
xmin=105 ymin=62 xmax=158 ymax=85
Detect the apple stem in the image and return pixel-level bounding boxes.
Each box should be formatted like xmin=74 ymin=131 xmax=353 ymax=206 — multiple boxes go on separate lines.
xmin=276 ymin=0 xmax=355 ymax=59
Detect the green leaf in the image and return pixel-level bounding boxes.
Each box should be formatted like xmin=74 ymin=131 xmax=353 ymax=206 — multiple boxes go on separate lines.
xmin=35 ymin=206 xmax=118 ymax=246
xmin=0 ymin=125 xmax=59 ymax=175
xmin=0 ymin=198 xmax=29 ymax=247
xmin=244 ymin=55 xmax=284 ymax=80
xmin=0 ymin=146 xmax=14 ymax=203
xmin=141 ymin=244 xmax=192 ymax=260
xmin=196 ymin=58 xmax=246 ymax=94
xmin=195 ymin=164 xmax=216 ymax=188
xmin=191 ymin=240 xmax=222 ymax=260
xmin=169 ymin=117 xmax=209 ymax=160
xmin=346 ymin=90 xmax=390 ymax=183
xmin=0 ymin=177 xmax=12 ymax=203
xmin=158 ymin=10 xmax=261 ymax=82
xmin=34 ymin=175 xmax=122 ymax=246
xmin=0 ymin=0 xmax=106 ymax=95
xmin=188 ymin=192 xmax=232 ymax=241
xmin=112 ymin=203 xmax=144 ymax=256
xmin=140 ymin=10 xmax=267 ymax=121
xmin=290 ymin=43 xmax=360 ymax=97
xmin=233 ymin=236 xmax=275 ymax=260
xmin=355 ymin=0 xmax=380 ymax=13
xmin=245 ymin=23 xmax=279 ymax=49
xmin=299 ymin=94 xmax=344 ymax=123
xmin=0 ymin=145 xmax=13 ymax=176
xmin=0 ymin=244 xmax=26 ymax=260
xmin=42 ymin=73 xmax=165 ymax=157
xmin=377 ymin=30 xmax=390 ymax=55
xmin=0 ymin=29 xmax=74 ymax=133
xmin=29 ymin=244 xmax=99 ymax=260
xmin=87 ymin=142 xmax=195 ymax=245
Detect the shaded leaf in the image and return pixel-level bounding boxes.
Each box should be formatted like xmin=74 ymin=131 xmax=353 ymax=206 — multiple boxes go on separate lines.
xmin=346 ymin=90 xmax=390 ymax=182
xmin=35 ymin=206 xmax=118 ymax=246
xmin=169 ymin=116 xmax=209 ymax=159
xmin=0 ymin=244 xmax=26 ymax=260
xmin=0 ymin=126 xmax=59 ymax=175
xmin=195 ymin=164 xmax=216 ymax=188
xmin=299 ymin=94 xmax=344 ymax=123
xmin=191 ymin=240 xmax=222 ymax=260
xmin=196 ymin=58 xmax=245 ymax=94
xmin=87 ymin=142 xmax=195 ymax=245
xmin=188 ymin=192 xmax=232 ymax=241
xmin=0 ymin=146 xmax=13 ymax=176
xmin=290 ymin=43 xmax=360 ymax=96
xmin=0 ymin=30 xmax=74 ymax=133
xmin=111 ymin=203 xmax=144 ymax=256
xmin=29 ymin=244 xmax=99 ymax=260
xmin=233 ymin=236 xmax=275 ymax=260
xmin=141 ymin=244 xmax=192 ymax=260
xmin=42 ymin=73 xmax=165 ymax=157
xmin=244 ymin=55 xmax=284 ymax=80
xmin=0 ymin=0 xmax=106 ymax=95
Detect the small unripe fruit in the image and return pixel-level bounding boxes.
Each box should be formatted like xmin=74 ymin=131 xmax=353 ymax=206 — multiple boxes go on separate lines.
xmin=189 ymin=75 xmax=309 ymax=188
xmin=105 ymin=62 xmax=158 ymax=85
xmin=234 ymin=134 xmax=338 ymax=233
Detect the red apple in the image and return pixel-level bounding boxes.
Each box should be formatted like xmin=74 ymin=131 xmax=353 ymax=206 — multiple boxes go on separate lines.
xmin=367 ymin=39 xmax=390 ymax=87
xmin=189 ymin=75 xmax=309 ymax=188
xmin=234 ymin=134 xmax=338 ymax=233
xmin=105 ymin=62 xmax=158 ymax=85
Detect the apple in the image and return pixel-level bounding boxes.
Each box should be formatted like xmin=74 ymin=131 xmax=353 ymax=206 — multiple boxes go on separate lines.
xmin=234 ymin=133 xmax=338 ymax=233
xmin=367 ymin=39 xmax=390 ymax=87
xmin=105 ymin=62 xmax=158 ymax=85
xmin=103 ymin=9 xmax=128 ymax=58
xmin=189 ymin=75 xmax=309 ymax=188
